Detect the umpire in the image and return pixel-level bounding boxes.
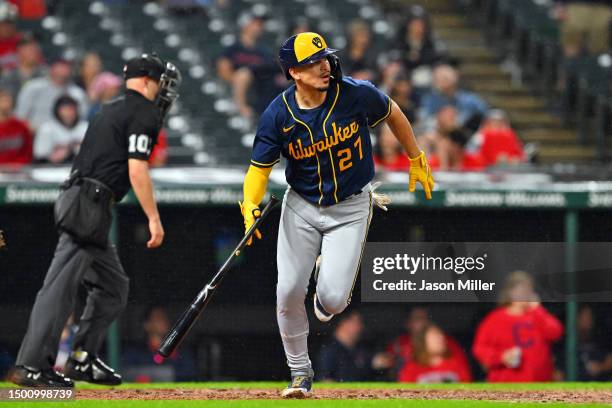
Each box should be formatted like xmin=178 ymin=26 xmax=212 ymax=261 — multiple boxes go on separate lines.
xmin=9 ymin=53 xmax=181 ymax=387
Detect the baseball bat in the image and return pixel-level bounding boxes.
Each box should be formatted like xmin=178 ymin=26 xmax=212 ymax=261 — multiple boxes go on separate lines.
xmin=158 ymin=195 xmax=280 ymax=357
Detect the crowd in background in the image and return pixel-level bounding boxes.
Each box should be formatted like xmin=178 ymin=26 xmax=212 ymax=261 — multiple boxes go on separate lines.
xmin=215 ymin=6 xmax=527 ymax=172
xmin=1 ymin=0 xmax=610 ymax=170
xmin=0 ymin=1 xmax=168 ymax=168
xmin=0 ymin=0 xmax=528 ymax=171
xmin=315 ymin=272 xmax=611 ymax=384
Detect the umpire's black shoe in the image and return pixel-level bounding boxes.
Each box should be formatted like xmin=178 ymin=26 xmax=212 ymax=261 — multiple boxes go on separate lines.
xmin=64 ymin=351 xmax=122 ymax=386
xmin=9 ymin=365 xmax=74 ymax=388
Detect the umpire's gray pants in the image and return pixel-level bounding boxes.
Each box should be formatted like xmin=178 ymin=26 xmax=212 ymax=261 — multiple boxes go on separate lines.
xmin=16 ymin=231 xmax=129 ymax=370
xmin=276 ymin=186 xmax=372 ymax=375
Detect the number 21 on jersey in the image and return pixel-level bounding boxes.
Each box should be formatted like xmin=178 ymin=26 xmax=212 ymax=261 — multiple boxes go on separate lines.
xmin=337 ymin=136 xmax=363 ymax=172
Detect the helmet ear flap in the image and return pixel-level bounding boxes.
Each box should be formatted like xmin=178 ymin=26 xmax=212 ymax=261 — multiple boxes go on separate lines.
xmin=327 ymin=54 xmax=342 ymax=83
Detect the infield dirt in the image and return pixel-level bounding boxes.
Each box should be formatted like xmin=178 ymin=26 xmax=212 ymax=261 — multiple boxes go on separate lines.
xmin=77 ymin=388 xmax=612 ymax=403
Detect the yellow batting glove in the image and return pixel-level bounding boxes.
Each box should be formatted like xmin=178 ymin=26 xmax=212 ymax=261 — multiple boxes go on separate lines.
xmin=409 ymin=151 xmax=434 ymax=200
xmin=239 ymin=200 xmax=262 ymax=245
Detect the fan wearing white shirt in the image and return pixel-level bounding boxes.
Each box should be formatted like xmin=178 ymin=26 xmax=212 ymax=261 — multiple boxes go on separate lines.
xmin=34 ymin=95 xmax=88 ymax=164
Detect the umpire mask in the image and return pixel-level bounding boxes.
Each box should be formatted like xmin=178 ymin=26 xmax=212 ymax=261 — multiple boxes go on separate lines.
xmin=155 ymin=62 xmax=182 ymax=119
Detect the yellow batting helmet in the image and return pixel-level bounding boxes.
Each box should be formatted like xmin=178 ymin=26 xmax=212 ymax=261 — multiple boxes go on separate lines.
xmin=278 ymin=32 xmax=338 ymax=79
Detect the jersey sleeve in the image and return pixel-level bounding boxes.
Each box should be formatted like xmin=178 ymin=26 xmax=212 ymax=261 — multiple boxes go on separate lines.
xmin=356 ymin=80 xmax=392 ymax=128
xmin=250 ymin=105 xmax=281 ymax=168
xmin=126 ymin=106 xmax=160 ymax=161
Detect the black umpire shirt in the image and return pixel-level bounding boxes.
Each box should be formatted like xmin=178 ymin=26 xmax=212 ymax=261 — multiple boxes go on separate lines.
xmin=72 ymin=89 xmax=161 ymax=201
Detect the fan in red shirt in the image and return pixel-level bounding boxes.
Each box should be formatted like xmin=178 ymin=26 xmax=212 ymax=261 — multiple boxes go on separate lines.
xmin=400 ymin=323 xmax=472 ymax=383
xmin=0 ymin=2 xmax=20 ymax=72
xmin=428 ymin=128 xmax=485 ymax=171
xmin=0 ymin=88 xmax=32 ymax=166
xmin=7 ymin=0 xmax=47 ymax=20
xmin=473 ymin=271 xmax=563 ymax=382
xmin=471 ymin=109 xmax=525 ymax=166
xmin=378 ymin=307 xmax=469 ymax=381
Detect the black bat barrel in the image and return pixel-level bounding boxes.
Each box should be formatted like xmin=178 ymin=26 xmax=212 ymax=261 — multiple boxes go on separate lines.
xmin=158 ymin=289 xmax=208 ymax=357
xmin=157 ymin=196 xmax=279 ymax=357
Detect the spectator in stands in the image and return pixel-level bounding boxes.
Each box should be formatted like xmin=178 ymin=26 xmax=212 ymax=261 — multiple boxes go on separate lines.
xmin=344 ymin=19 xmax=376 ymax=81
xmin=216 ymin=13 xmax=282 ymax=121
xmin=87 ymin=71 xmax=122 ymax=120
xmin=377 ymin=307 xmax=468 ymax=382
xmin=75 ymin=52 xmax=102 ymax=92
xmin=15 ymin=58 xmax=88 ymax=132
xmin=122 ymin=306 xmax=197 ymax=382
xmin=469 ymin=109 xmax=525 ymax=166
xmin=0 ymin=2 xmax=20 ymax=72
xmin=289 ymin=17 xmax=310 ymax=36
xmin=429 ymin=129 xmax=485 ymax=171
xmin=419 ymin=64 xmax=488 ymax=131
xmin=374 ymin=124 xmax=410 ymax=171
xmin=418 ymin=104 xmax=459 ymax=156
xmin=389 ymin=71 xmax=418 ymax=123
xmin=396 ymin=8 xmax=440 ymax=73
xmin=7 ymin=0 xmax=47 ymax=20
xmin=54 ymin=315 xmax=76 ymax=373
xmin=0 ymin=88 xmax=32 ymax=166
xmin=575 ymin=304 xmax=612 ymax=381
xmin=473 ymin=271 xmax=563 ymax=382
xmin=399 ymin=323 xmax=472 ymax=383
xmin=0 ymin=32 xmax=46 ymax=99
xmin=555 ymin=0 xmax=612 ymax=57
xmin=0 ymin=342 xmax=13 ymax=380
xmin=316 ymin=310 xmax=374 ymax=382
xmin=33 ymin=95 xmax=87 ymax=164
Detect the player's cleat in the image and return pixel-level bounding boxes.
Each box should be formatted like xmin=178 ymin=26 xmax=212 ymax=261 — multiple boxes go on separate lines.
xmin=8 ymin=365 xmax=74 ymax=388
xmin=313 ymin=293 xmax=334 ymax=322
xmin=281 ymin=374 xmax=313 ymax=398
xmin=64 ymin=351 xmax=122 ymax=386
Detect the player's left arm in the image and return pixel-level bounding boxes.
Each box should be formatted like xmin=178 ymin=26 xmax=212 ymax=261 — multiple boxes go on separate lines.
xmin=385 ymin=100 xmax=435 ymax=200
xmin=127 ymin=109 xmax=163 ymax=248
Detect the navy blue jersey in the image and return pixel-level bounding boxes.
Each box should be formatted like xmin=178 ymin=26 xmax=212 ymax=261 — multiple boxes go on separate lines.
xmin=251 ymin=76 xmax=391 ymax=206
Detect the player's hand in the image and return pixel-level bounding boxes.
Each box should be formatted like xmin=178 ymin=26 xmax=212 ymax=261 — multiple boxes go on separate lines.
xmin=147 ymin=217 xmax=164 ymax=248
xmin=409 ymin=151 xmax=434 ymax=200
xmin=239 ymin=200 xmax=261 ymax=245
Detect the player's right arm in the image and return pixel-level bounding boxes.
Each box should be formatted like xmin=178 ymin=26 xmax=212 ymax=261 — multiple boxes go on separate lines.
xmin=240 ymin=105 xmax=281 ymax=245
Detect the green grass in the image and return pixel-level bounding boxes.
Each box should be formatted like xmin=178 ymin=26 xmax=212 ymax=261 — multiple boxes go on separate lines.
xmin=0 ymin=382 xmax=611 ymax=407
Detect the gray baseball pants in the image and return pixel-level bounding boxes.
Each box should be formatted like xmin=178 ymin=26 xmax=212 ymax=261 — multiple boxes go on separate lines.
xmin=16 ymin=199 xmax=128 ymax=371
xmin=276 ymin=185 xmax=373 ymax=376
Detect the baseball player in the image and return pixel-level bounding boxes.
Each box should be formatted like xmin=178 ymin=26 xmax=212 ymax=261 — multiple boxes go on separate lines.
xmin=239 ymin=32 xmax=434 ymax=397
xmin=9 ymin=54 xmax=181 ymax=387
